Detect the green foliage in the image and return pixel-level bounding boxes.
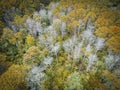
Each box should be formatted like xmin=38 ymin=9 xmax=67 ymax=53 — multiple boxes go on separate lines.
xmin=41 ymin=18 xmax=51 ymax=27
xmin=0 ymin=27 xmax=36 ymax=63
xmin=0 ymin=28 xmax=17 ymax=61
xmin=64 ymin=72 xmax=84 ymax=90
xmin=19 ymin=0 xmax=50 ymax=15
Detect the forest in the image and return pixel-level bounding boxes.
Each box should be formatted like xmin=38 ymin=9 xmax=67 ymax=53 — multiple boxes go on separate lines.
xmin=0 ymin=0 xmax=120 ymax=90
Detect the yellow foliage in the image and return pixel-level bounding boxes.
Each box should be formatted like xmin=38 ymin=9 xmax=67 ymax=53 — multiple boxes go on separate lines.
xmin=95 ymin=26 xmax=120 ymax=53
xmin=106 ymin=36 xmax=120 ymax=53
xmin=41 ymin=48 xmax=49 ymax=56
xmin=94 ymin=16 xmax=109 ymax=27
xmin=52 ymin=5 xmax=60 ymax=17
xmin=9 ymin=37 xmax=16 ymax=44
xmin=33 ymin=13 xmax=41 ymax=22
xmin=1 ymin=28 xmax=19 ymax=44
xmin=95 ymin=26 xmax=109 ymax=38
xmin=23 ymin=46 xmax=41 ymax=64
xmin=60 ymin=15 xmax=67 ymax=22
xmin=14 ymin=15 xmax=28 ymax=25
xmin=86 ymin=11 xmax=97 ymax=21
xmin=0 ymin=64 xmax=28 ymax=90
xmin=109 ymin=26 xmax=120 ymax=36
xmin=52 ymin=0 xmax=120 ymax=54
xmin=85 ymin=51 xmax=92 ymax=57
xmin=107 ymin=26 xmax=120 ymax=52
xmin=2 ymin=28 xmax=14 ymax=39
xmin=15 ymin=32 xmax=22 ymax=39
xmin=26 ymin=34 xmax=35 ymax=47
xmin=68 ymin=20 xmax=80 ymax=30
xmin=58 ymin=56 xmax=65 ymax=62
xmin=67 ymin=10 xmax=75 ymax=19
xmin=81 ymin=47 xmax=85 ymax=53
xmin=77 ymin=8 xmax=86 ymax=19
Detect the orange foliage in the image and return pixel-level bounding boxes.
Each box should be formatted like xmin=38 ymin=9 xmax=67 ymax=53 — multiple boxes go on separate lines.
xmin=95 ymin=26 xmax=109 ymax=38
xmin=106 ymin=36 xmax=120 ymax=53
xmin=94 ymin=16 xmax=109 ymax=27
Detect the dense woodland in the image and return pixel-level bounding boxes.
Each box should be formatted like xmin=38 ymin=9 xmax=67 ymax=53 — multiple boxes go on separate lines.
xmin=0 ymin=0 xmax=120 ymax=90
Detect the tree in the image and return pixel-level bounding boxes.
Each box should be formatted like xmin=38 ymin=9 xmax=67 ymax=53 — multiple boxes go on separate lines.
xmin=25 ymin=34 xmax=35 ymax=48
xmin=64 ymin=72 xmax=84 ymax=90
xmin=95 ymin=26 xmax=109 ymax=38
xmin=0 ymin=28 xmax=18 ymax=61
xmin=13 ymin=14 xmax=28 ymax=25
xmin=0 ymin=64 xmax=28 ymax=90
xmin=23 ymin=46 xmax=41 ymax=65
